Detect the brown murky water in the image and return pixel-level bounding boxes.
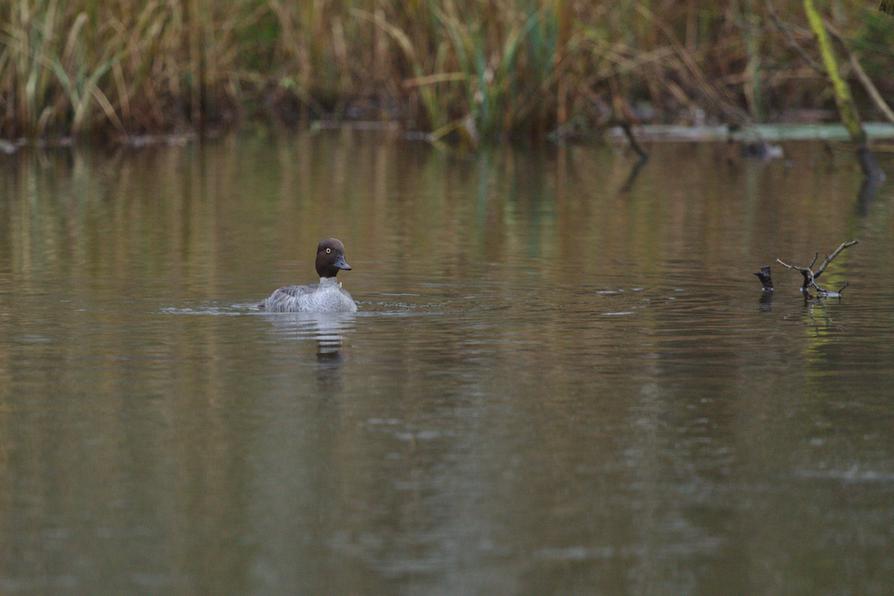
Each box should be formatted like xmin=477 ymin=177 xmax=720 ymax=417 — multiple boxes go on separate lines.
xmin=1 ymin=131 xmax=893 ymax=594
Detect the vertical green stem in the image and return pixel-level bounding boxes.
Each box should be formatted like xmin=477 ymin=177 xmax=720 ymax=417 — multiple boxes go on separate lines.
xmin=803 ymin=0 xmax=863 ymax=144
xmin=555 ymin=0 xmax=569 ymax=128
xmin=804 ymin=0 xmax=880 ymax=178
xmin=743 ymin=0 xmax=762 ymax=120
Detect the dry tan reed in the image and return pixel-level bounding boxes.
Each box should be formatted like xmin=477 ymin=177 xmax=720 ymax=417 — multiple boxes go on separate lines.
xmin=0 ymin=0 xmax=891 ymax=142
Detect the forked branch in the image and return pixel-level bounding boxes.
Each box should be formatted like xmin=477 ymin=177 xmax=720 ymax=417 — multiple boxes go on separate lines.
xmin=775 ymin=240 xmax=858 ymax=296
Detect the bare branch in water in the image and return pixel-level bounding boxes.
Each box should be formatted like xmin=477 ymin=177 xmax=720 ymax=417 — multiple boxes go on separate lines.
xmin=775 ymin=240 xmax=858 ymax=296
xmin=775 ymin=257 xmax=814 ymax=289
xmin=814 ymin=240 xmax=859 ymax=280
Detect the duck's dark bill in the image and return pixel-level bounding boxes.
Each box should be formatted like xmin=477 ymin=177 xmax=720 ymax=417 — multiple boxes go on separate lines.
xmin=334 ymin=255 xmax=352 ymax=270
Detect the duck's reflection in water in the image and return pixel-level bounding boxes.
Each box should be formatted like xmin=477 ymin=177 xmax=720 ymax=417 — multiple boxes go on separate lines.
xmin=263 ymin=313 xmax=356 ymax=390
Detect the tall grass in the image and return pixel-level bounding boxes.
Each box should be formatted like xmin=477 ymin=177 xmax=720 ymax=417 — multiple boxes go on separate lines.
xmin=0 ymin=0 xmax=891 ymax=142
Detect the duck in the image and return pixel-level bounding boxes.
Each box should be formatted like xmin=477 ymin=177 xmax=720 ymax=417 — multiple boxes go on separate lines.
xmin=726 ymin=123 xmax=784 ymax=161
xmin=260 ymin=238 xmax=357 ymax=313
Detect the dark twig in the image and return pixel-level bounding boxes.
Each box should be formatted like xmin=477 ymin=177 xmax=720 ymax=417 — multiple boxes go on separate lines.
xmin=775 ymin=257 xmax=815 ymax=290
xmin=621 ymin=122 xmax=648 ymax=162
xmin=754 ymin=266 xmax=774 ymax=291
xmin=776 ymin=240 xmax=858 ymax=296
xmin=611 ymin=119 xmax=649 ymax=162
xmin=765 ymin=0 xmax=824 ymax=75
xmin=618 ymin=155 xmax=648 ymax=194
xmin=824 ymin=19 xmax=894 ymax=126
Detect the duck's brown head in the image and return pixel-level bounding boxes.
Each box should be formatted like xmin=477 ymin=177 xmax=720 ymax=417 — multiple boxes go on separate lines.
xmin=315 ymin=238 xmax=352 ymax=278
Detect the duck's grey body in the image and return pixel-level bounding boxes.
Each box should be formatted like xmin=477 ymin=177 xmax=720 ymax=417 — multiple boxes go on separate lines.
xmin=262 ymin=278 xmax=357 ymax=313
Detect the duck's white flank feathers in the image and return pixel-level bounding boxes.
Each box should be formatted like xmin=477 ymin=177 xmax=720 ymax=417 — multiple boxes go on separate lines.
xmin=262 ymin=278 xmax=357 ymax=313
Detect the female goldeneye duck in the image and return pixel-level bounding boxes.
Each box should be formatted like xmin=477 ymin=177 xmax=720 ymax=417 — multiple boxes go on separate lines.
xmin=260 ymin=238 xmax=357 ymax=313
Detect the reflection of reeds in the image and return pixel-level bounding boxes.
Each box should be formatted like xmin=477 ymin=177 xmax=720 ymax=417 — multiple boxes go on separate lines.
xmin=0 ymin=1 xmax=890 ymax=141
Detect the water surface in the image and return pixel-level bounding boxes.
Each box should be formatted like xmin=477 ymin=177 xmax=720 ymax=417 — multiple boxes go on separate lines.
xmin=1 ymin=132 xmax=893 ymax=594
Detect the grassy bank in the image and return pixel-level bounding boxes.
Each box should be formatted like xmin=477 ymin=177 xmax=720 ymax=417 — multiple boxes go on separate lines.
xmin=1 ymin=0 xmax=892 ymax=143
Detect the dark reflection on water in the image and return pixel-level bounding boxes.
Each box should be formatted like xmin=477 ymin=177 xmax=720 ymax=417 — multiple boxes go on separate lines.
xmin=0 ymin=132 xmax=893 ymax=594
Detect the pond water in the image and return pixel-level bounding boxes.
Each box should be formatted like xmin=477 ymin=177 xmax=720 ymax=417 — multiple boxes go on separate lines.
xmin=1 ymin=131 xmax=893 ymax=594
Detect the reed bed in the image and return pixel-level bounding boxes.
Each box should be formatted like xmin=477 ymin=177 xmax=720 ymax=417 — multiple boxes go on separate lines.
xmin=1 ymin=0 xmax=891 ymax=143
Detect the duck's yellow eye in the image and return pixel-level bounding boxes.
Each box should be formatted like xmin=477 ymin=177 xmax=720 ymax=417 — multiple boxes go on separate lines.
xmin=325 ymin=248 xmax=331 ymax=254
